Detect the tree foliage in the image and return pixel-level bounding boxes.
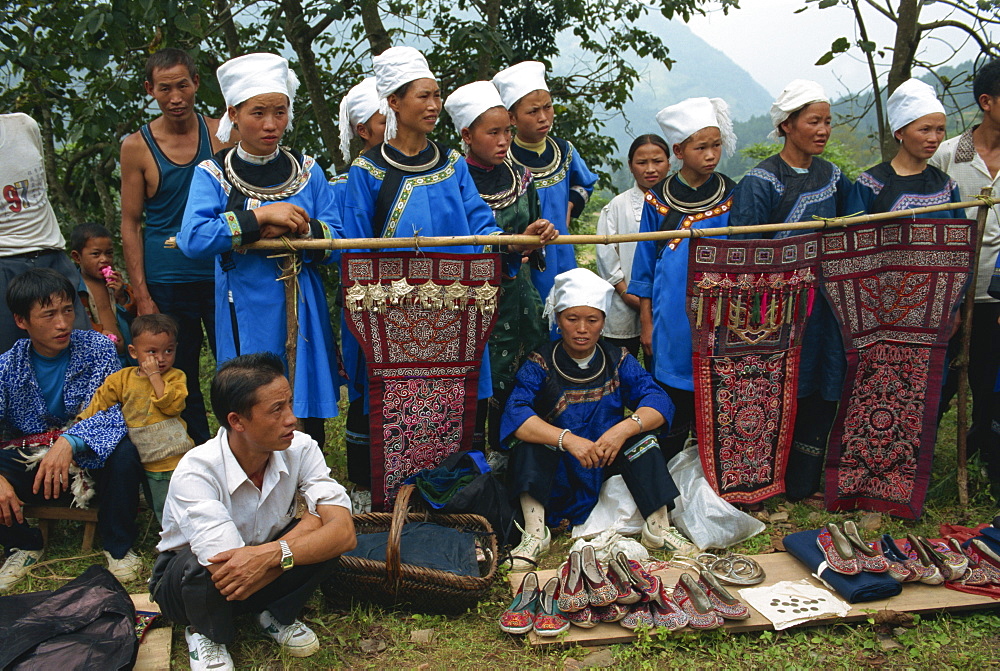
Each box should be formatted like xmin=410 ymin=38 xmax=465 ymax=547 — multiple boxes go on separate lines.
xmin=0 ymin=0 xmax=737 ymax=230
xmin=739 ymin=140 xmax=865 ymax=180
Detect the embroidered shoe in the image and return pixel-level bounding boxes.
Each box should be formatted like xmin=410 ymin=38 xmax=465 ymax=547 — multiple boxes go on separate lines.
xmin=104 ymin=550 xmax=143 ymax=583
xmin=185 ymin=627 xmax=234 ymax=671
xmin=841 ymin=521 xmax=890 ymax=573
xmin=616 ymin=551 xmax=662 ymax=601
xmin=915 ymin=536 xmax=968 ymax=581
xmin=901 ymin=536 xmax=945 ymax=585
xmin=565 ymin=605 xmax=597 ymax=628
xmin=0 ymin=548 xmax=42 ymax=591
xmin=697 ymin=568 xmax=750 ymax=620
xmin=591 ymin=602 xmax=630 ymax=623
xmin=650 ymin=590 xmax=690 ymax=631
xmin=581 ymin=544 xmax=617 ymax=607
xmin=534 ymin=577 xmax=570 ymax=637
xmin=500 ymin=572 xmax=540 ymax=634
xmin=258 ymin=610 xmax=320 ymax=657
xmin=672 ymin=573 xmax=723 ymax=630
xmin=620 ymin=602 xmax=654 ymax=630
xmin=507 ymin=525 xmax=551 ymax=572
xmin=816 ymin=524 xmax=861 ymax=575
xmin=879 ymin=536 xmax=921 ymax=582
xmin=557 ymin=551 xmax=590 ymax=613
xmin=606 ymin=560 xmax=641 ymax=605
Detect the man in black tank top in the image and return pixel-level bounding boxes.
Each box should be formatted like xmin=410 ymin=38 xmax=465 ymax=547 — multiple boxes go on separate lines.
xmin=120 ymin=49 xmax=234 ymax=445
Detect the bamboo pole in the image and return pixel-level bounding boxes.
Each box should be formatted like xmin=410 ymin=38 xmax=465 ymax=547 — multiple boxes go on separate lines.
xmin=164 ymin=198 xmax=981 ymax=252
xmin=954 ymin=187 xmax=994 ymax=509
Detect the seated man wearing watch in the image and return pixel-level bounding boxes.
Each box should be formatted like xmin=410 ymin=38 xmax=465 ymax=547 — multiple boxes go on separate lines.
xmin=500 ymin=269 xmax=682 ymax=570
xmin=151 ymin=353 xmax=355 ymax=671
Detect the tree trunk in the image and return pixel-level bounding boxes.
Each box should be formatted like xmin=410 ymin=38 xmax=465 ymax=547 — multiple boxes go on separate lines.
xmin=475 ymin=0 xmax=503 ymax=80
xmin=883 ymin=0 xmax=921 ymax=159
xmin=33 ymin=105 xmax=85 ymax=224
xmin=360 ymin=0 xmax=391 ymax=56
xmin=213 ymin=0 xmax=242 ymax=58
xmin=281 ymin=0 xmax=341 ymax=162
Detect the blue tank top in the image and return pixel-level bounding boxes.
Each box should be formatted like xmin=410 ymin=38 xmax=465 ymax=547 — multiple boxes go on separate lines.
xmin=139 ymin=114 xmax=215 ymax=283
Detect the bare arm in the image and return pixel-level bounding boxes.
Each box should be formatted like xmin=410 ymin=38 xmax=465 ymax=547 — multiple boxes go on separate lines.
xmin=119 ymin=134 xmax=157 ymax=315
xmin=639 ymin=297 xmax=654 ymax=357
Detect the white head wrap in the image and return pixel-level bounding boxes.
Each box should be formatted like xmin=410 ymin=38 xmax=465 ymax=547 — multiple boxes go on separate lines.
xmin=543 ymin=268 xmax=615 ymax=330
xmin=338 ymin=77 xmax=380 ymax=164
xmin=443 ymin=81 xmax=506 ymax=150
xmin=656 ymin=97 xmax=737 ymax=170
xmin=887 ymin=78 xmax=946 ymax=134
xmin=492 ymin=61 xmax=549 ymax=110
xmin=373 ymin=46 xmax=436 ymax=142
xmin=768 ymin=79 xmax=829 ymax=142
xmin=215 ymin=53 xmax=300 ymax=143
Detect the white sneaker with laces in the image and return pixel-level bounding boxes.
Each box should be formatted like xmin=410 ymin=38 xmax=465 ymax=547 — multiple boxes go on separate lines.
xmin=507 ymin=524 xmax=551 ymax=571
xmin=0 ymin=548 xmax=42 ymax=591
xmin=185 ymin=626 xmax=234 ymax=671
xmin=641 ymin=522 xmax=694 ymax=554
xmin=349 ymin=487 xmax=372 ymax=515
xmin=258 ymin=609 xmax=320 ymax=657
xmin=103 ymin=549 xmax=142 ymax=582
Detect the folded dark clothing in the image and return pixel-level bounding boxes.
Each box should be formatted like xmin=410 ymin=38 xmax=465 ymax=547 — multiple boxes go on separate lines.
xmin=345 ymin=521 xmax=479 ymax=576
xmin=783 ymin=529 xmax=903 ymax=603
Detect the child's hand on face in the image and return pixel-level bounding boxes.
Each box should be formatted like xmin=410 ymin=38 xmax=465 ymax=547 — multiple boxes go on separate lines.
xmin=139 ymin=353 xmax=161 ymax=378
xmin=103 ymin=269 xmax=127 ymax=303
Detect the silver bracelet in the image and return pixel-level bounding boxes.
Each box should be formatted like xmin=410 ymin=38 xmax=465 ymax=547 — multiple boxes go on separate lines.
xmin=629 ymin=413 xmax=644 ymax=432
xmin=557 ymin=428 xmax=571 ymax=451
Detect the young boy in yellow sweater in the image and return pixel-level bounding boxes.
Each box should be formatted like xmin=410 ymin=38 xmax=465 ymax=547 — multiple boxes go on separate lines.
xmin=78 ymin=313 xmax=194 ymax=522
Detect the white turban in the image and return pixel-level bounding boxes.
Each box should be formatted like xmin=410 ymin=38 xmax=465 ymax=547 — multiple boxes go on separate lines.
xmin=338 ymin=77 xmax=380 ymax=164
xmin=215 ymin=53 xmax=300 ymax=143
xmin=887 ymin=78 xmax=946 ymax=134
xmin=492 ymin=61 xmax=548 ymax=110
xmin=543 ymin=268 xmax=615 ymax=330
xmin=768 ymin=79 xmax=828 ymax=142
xmin=443 ymin=81 xmax=506 ymax=148
xmin=373 ymin=46 xmax=436 ymax=142
xmin=656 ymin=97 xmax=737 ymax=169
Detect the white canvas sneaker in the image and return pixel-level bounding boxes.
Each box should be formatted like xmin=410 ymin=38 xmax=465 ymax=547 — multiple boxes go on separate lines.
xmin=258 ymin=610 xmax=320 ymax=657
xmin=185 ymin=627 xmax=234 ymax=671
xmin=0 ymin=548 xmax=42 ymax=591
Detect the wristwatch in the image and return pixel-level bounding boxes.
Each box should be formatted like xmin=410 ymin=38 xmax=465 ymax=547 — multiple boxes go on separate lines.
xmin=278 ymin=540 xmax=294 ymax=571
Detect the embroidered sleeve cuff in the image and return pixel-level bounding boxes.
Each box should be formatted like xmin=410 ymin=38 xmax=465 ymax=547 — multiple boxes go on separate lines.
xmin=569 ymin=185 xmax=590 ymax=218
xmin=223 ymin=210 xmax=260 ymax=248
xmin=305 ymin=218 xmax=334 ymax=263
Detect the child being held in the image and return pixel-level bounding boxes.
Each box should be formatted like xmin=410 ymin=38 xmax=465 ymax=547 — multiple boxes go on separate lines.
xmin=69 ymin=222 xmax=136 ymax=365
xmin=78 ymin=314 xmax=194 ymax=522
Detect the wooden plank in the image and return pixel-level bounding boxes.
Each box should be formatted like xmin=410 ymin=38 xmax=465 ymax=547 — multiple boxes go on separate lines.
xmin=23 ymin=505 xmax=99 ymax=521
xmin=509 ymin=552 xmax=1000 ymax=646
xmin=131 ymin=593 xmax=172 ymax=670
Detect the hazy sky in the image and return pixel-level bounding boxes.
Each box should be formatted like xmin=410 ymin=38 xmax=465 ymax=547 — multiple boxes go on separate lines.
xmin=686 ymin=0 xmax=995 ymax=98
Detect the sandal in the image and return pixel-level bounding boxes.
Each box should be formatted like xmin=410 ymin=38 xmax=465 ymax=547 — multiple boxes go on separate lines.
xmin=533 ymin=577 xmax=570 ymax=637
xmin=841 ymin=521 xmax=889 ymax=573
xmin=580 ymin=544 xmax=617 ymax=607
xmin=557 ymin=551 xmax=590 ymax=613
xmin=499 ymin=572 xmax=540 ymax=634
xmin=672 ymin=573 xmax=723 ymax=630
xmin=816 ymin=523 xmax=861 ymax=575
xmin=697 ymin=568 xmax=750 ymax=620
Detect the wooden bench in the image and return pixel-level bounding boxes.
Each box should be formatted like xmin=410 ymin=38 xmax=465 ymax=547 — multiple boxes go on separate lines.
xmin=23 ymin=506 xmax=99 ymax=552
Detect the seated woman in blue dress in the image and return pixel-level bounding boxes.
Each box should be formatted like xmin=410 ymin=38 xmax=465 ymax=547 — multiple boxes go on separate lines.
xmin=847 ymin=79 xmax=963 ymax=218
xmin=500 ymin=269 xmax=681 ymax=568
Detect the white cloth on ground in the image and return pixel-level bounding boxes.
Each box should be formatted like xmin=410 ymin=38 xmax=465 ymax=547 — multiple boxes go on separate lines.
xmin=738 ymin=579 xmax=850 ymax=630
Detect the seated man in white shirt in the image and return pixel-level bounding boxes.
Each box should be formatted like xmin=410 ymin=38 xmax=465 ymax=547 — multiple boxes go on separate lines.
xmin=150 ymin=352 xmax=355 ymax=671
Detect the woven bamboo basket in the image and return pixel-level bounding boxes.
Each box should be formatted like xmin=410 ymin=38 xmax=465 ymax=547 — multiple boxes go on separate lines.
xmin=321 ymin=484 xmax=499 ymax=613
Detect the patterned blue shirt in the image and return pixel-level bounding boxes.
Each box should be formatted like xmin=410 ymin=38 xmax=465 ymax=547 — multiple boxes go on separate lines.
xmin=0 ymin=330 xmax=125 ymax=468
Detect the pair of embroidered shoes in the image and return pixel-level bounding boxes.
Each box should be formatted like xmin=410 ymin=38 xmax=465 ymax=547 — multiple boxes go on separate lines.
xmin=816 ymin=521 xmax=891 ymax=575
xmin=556 ymin=545 xmax=620 ymax=613
xmin=883 ymin=534 xmax=987 ymax=585
xmin=499 ymin=572 xmax=569 ymax=637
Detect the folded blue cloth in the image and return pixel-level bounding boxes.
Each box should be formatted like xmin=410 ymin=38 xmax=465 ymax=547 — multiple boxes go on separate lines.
xmin=345 ymin=522 xmax=479 ymax=576
xmin=783 ymin=529 xmax=902 ymax=603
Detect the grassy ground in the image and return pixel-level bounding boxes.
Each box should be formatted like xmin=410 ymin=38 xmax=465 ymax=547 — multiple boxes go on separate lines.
xmin=10 ymin=221 xmax=1000 ymax=668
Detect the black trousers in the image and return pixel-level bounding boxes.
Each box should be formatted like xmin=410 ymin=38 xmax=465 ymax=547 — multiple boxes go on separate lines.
xmin=658 ymin=385 xmax=695 ymax=462
xmin=785 ymin=393 xmax=838 ymax=500
xmin=508 ymin=433 xmax=679 ymax=518
xmin=149 ymin=546 xmax=336 ymax=645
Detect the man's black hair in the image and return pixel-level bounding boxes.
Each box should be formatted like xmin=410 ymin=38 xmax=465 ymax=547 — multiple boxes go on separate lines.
xmin=69 ymin=222 xmax=113 ymax=253
xmin=145 ymin=48 xmax=197 ymax=84
xmin=6 ymin=268 xmax=75 ymax=321
xmin=211 ymin=352 xmax=287 ymax=429
xmin=974 ymin=60 xmax=1000 ymax=111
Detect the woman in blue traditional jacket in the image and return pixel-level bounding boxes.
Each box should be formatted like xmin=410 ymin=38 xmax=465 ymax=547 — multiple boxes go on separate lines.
xmin=492 ymin=61 xmax=600 ymax=304
xmin=340 ymin=46 xmax=556 ymax=504
xmin=630 ymin=98 xmax=738 ymax=458
xmin=177 ymin=53 xmax=340 ymax=447
xmin=501 ymin=269 xmax=681 ymax=569
xmin=728 ymin=80 xmax=852 ymax=503
xmin=847 ymin=79 xmax=963 ymax=218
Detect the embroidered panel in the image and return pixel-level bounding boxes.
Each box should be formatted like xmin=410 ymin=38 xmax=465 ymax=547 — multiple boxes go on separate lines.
xmin=342 ymin=252 xmax=501 ymax=510
xmin=687 ymin=234 xmax=820 ymax=504
xmin=822 ymin=218 xmax=975 ymax=519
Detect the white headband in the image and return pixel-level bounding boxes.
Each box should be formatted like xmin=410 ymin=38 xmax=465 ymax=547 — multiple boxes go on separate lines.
xmin=443 ymin=81 xmax=506 ymax=149
xmin=373 ymin=46 xmax=436 ymax=142
xmin=492 ymin=61 xmax=548 ymax=110
xmin=768 ymin=79 xmax=828 ymax=142
xmin=542 ymin=268 xmax=615 ymax=330
xmin=887 ymin=78 xmax=946 ymax=133
xmin=215 ymin=53 xmax=299 ymax=143
xmin=656 ymin=97 xmax=737 ymax=169
xmin=338 ymin=77 xmax=380 ymax=164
